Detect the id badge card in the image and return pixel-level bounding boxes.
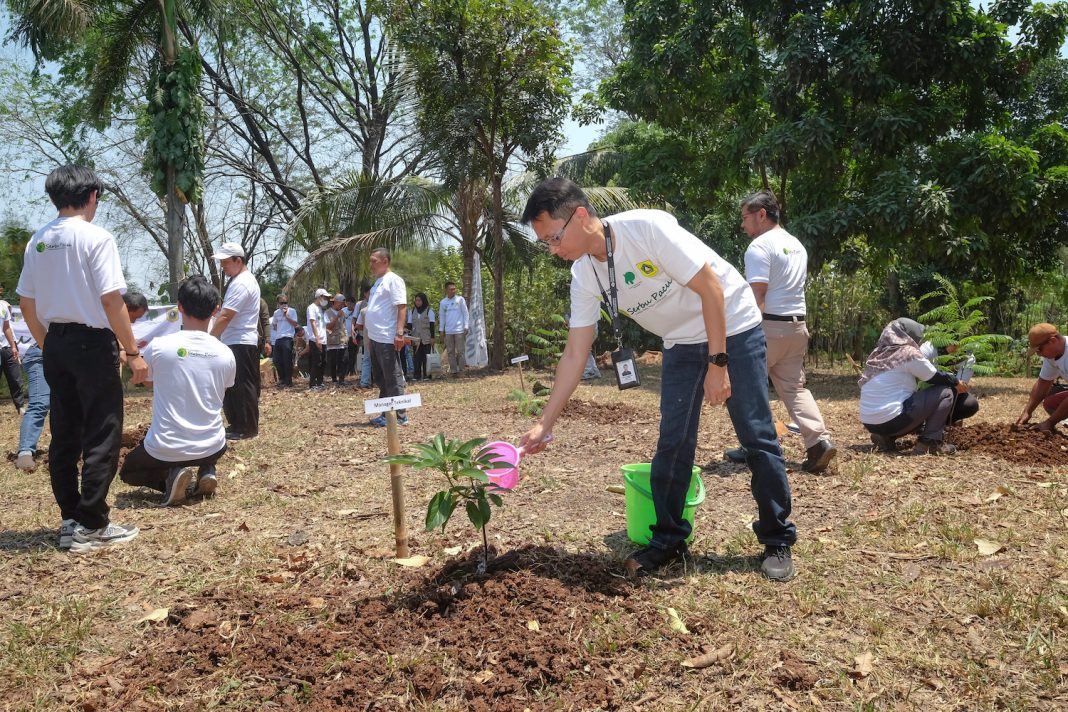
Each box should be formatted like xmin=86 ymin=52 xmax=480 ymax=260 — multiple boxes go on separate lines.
xmin=611 ymin=348 xmax=640 ymax=390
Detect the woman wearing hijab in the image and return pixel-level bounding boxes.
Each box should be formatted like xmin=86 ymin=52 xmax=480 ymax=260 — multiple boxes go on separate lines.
xmin=407 ymin=292 xmax=436 ymax=381
xmin=859 ymin=318 xmax=978 ymax=455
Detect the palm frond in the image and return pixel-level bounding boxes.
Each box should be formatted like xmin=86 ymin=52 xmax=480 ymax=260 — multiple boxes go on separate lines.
xmin=6 ymin=0 xmax=95 ymax=57
xmin=88 ymin=2 xmax=160 ymax=120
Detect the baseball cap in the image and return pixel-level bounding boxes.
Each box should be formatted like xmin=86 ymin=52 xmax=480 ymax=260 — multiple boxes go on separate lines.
xmin=313 ymin=288 xmax=331 ymax=298
xmin=333 ymin=293 xmax=346 ymax=302
xmin=1026 ymin=323 xmax=1059 ymax=355
xmin=211 ymin=242 xmax=245 ymax=260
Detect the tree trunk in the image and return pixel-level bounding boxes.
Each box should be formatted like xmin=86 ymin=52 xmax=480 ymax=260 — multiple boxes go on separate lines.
xmin=165 ymin=163 xmax=185 ymax=301
xmin=490 ymin=174 xmax=506 ymax=370
xmin=886 ymin=269 xmax=902 ymax=316
xmin=192 ymin=201 xmax=220 ymax=291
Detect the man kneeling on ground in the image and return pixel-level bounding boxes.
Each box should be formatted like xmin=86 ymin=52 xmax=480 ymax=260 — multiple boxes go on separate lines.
xmin=120 ymin=275 xmax=236 ymax=505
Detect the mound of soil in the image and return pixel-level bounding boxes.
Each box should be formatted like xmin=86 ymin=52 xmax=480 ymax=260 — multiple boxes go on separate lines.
xmin=117 ymin=424 xmax=149 ymax=469
xmin=948 ymin=422 xmax=1068 ymax=465
xmin=85 ymin=547 xmax=657 ymax=711
xmin=561 ymin=399 xmax=649 ymax=425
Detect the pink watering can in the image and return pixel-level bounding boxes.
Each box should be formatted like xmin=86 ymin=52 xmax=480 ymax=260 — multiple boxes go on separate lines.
xmin=478 ymin=435 xmax=553 ymax=490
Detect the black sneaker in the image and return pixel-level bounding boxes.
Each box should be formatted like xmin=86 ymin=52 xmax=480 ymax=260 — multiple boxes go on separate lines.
xmin=624 ymin=543 xmax=688 ymax=577
xmin=724 ymin=447 xmax=747 ymax=463
xmin=759 ymin=545 xmax=795 ymax=581
xmin=870 ymin=433 xmax=896 ymax=452
xmin=801 ymin=439 xmax=837 ymax=473
xmin=162 ymin=466 xmax=196 ymax=506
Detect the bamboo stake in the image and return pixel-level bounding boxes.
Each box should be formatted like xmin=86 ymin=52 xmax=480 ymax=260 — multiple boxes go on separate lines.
xmin=517 ymin=360 xmax=525 ymax=392
xmin=386 ymin=411 xmax=409 ymax=558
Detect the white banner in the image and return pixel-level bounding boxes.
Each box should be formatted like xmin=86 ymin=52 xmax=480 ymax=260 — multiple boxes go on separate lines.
xmin=465 ymin=252 xmax=489 ymax=368
xmin=8 ymin=304 xmax=182 ymax=348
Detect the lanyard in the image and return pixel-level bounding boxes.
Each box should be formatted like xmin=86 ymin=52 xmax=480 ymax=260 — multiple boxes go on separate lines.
xmin=589 ymin=221 xmax=623 ymax=349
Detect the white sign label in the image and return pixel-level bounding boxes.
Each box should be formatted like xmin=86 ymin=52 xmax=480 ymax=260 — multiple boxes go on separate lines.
xmin=510 ymin=355 xmax=530 ymax=364
xmin=364 ymin=393 xmax=423 ymax=414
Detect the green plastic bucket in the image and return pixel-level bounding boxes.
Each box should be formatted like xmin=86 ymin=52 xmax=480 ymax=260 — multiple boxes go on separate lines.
xmin=621 ymin=463 xmax=705 ymax=545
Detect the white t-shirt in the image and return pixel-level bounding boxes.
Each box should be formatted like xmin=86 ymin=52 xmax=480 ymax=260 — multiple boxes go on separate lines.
xmin=218 ymin=269 xmax=261 ymax=346
xmin=0 ymin=300 xmax=11 ymax=348
xmin=270 ymin=307 xmax=297 ymax=343
xmin=358 ymin=272 xmax=406 ymax=344
xmin=16 ymin=217 xmax=126 ymax=330
xmin=569 ymin=210 xmax=762 ymax=347
xmin=142 ymin=330 xmax=237 ymax=461
xmin=744 ymin=226 xmax=807 ymax=316
xmin=859 ymin=358 xmax=938 ymax=424
xmin=306 ymin=302 xmax=326 ymax=344
xmin=439 ymin=295 xmax=469 ymax=334
xmin=1039 ymin=338 xmax=1068 ymax=381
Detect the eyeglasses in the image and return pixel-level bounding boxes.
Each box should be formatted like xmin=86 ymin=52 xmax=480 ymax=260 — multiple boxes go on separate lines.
xmin=536 ymin=209 xmax=577 ymax=250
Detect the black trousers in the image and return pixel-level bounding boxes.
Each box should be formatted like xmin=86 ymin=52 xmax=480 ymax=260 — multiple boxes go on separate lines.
xmin=327 ymin=347 xmax=347 ymax=382
xmin=369 ymin=339 xmax=406 ymax=417
xmin=43 ymin=323 xmax=123 ymax=529
xmin=309 ymin=342 xmax=326 ymax=386
xmin=1 ymin=346 xmax=25 ymax=410
xmin=413 ymin=342 xmax=431 ymax=380
xmin=347 ymin=342 xmax=358 ymax=376
xmin=119 ymin=443 xmax=227 ymax=492
xmin=223 ymin=344 xmax=260 ymax=436
xmin=273 ymin=337 xmax=294 ymax=385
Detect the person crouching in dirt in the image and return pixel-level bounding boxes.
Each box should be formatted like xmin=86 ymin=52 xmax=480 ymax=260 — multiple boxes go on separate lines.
xmin=120 ymin=276 xmax=236 ymax=506
xmin=518 ymin=177 xmax=798 ymax=582
xmin=859 ymin=318 xmax=977 ymax=455
xmin=1015 ymin=323 xmax=1068 ymax=433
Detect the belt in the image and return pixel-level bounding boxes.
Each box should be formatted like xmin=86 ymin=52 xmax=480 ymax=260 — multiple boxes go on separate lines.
xmin=48 ymin=322 xmax=111 ymax=335
xmin=762 ymin=314 xmax=805 ymax=322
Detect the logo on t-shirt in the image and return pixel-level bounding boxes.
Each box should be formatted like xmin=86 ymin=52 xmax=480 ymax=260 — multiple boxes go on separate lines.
xmin=35 ymin=241 xmax=72 ymax=253
xmin=35 ymin=242 xmax=46 ymax=253
xmin=177 ymin=346 xmax=218 ymax=359
xmin=167 ymin=308 xmax=179 ymax=322
xmin=177 ymin=347 xmax=188 ymax=358
xmin=636 ymin=260 xmax=659 ymax=278
xmin=624 ymin=271 xmax=636 ymax=285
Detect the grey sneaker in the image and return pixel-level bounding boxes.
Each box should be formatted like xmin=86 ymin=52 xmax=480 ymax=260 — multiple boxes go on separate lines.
xmin=760 ymin=545 xmax=795 ymax=582
xmin=162 ymin=466 xmax=196 ymax=506
xmin=912 ymin=439 xmax=956 ymax=456
xmin=59 ymin=519 xmax=77 ymax=550
xmin=870 ymin=433 xmax=896 ymax=452
xmin=724 ymin=447 xmax=747 ymax=463
xmin=16 ymin=450 xmax=36 ymax=472
xmin=195 ymin=470 xmax=218 ymax=497
xmin=801 ymin=438 xmax=837 ymax=473
xmin=69 ymin=523 xmax=139 ymax=554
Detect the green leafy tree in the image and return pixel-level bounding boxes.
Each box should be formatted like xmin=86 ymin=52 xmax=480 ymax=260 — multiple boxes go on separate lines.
xmin=916 ymin=274 xmax=1011 ymax=376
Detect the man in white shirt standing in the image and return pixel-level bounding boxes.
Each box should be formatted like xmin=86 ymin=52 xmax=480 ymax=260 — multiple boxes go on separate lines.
xmin=357 ymin=248 xmax=408 ymax=426
xmin=518 ymin=177 xmax=797 ymax=581
xmin=306 ymin=288 xmax=330 ymax=389
xmin=0 ymin=285 xmax=26 ymax=414
xmin=209 ymin=242 xmax=261 ymax=439
xmin=438 ymin=280 xmax=470 ymax=376
xmin=121 ymin=275 xmax=236 ymax=504
xmin=270 ymin=294 xmax=297 ymax=386
xmin=17 ymin=164 xmax=146 ymax=553
xmin=724 ymin=191 xmax=837 ymax=473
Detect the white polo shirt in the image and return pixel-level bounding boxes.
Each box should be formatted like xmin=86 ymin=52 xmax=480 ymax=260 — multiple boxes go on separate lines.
xmin=358 ymin=272 xmax=407 ymax=344
xmin=569 ymin=210 xmax=762 ymax=347
xmin=218 ymin=269 xmax=261 ymax=347
xmin=142 ymin=330 xmax=237 ymax=461
xmin=16 ymin=217 xmax=126 ymax=330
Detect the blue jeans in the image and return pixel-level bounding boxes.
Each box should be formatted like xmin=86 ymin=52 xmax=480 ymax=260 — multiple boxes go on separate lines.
xmin=18 ymin=345 xmax=49 ymax=454
xmin=360 ymin=342 xmax=372 ymax=387
xmin=649 ymin=326 xmax=796 ymax=551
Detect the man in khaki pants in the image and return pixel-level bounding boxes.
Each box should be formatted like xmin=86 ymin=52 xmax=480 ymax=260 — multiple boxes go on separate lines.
xmin=725 ymin=190 xmax=837 ymax=473
xmin=438 ymin=281 xmax=469 ymax=376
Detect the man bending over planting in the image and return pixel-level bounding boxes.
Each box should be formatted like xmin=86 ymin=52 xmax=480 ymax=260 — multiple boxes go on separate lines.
xmin=518 ymin=177 xmax=798 ymax=581
xmin=1016 ymin=323 xmax=1068 ymax=433
xmin=120 ymin=275 xmax=236 ymax=505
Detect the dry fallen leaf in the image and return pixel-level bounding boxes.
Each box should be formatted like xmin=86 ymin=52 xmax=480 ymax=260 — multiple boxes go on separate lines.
xmin=527 ymin=620 xmax=540 ymax=631
xmin=336 ymin=509 xmax=359 ymax=516
xmin=605 ymin=485 xmax=626 ymax=495
xmin=137 ymin=608 xmax=169 ymax=624
xmin=308 ymin=597 xmax=326 ymax=609
xmin=681 ymin=644 xmax=734 ymax=669
xmin=236 ymin=521 xmax=250 ymax=532
xmin=851 ymin=651 xmax=874 ymax=678
xmin=974 ymin=539 xmax=1005 ymax=556
xmin=442 ymin=546 xmax=463 ymax=556
xmin=226 ymin=470 xmax=239 ymax=480
xmin=393 ymin=555 xmax=430 ymax=567
xmin=666 ymin=607 xmax=690 ymax=635
xmin=984 ymin=486 xmax=1011 ymax=503
xmin=472 ymin=670 xmax=494 ymax=684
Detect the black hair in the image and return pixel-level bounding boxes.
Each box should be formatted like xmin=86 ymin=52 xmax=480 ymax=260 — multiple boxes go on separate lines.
xmin=444 ymin=281 xmax=456 ymax=288
xmin=520 ymin=176 xmax=596 ymax=225
xmin=413 ymin=292 xmax=429 ymax=312
xmin=360 ymin=281 xmax=372 ymax=296
xmin=45 ymin=165 xmax=104 ymax=211
xmin=178 ymin=274 xmax=221 ymax=320
xmin=123 ymin=291 xmax=148 ymax=314
xmin=739 ymin=190 xmax=781 ymax=223
xmin=370 ymin=247 xmax=391 ymax=263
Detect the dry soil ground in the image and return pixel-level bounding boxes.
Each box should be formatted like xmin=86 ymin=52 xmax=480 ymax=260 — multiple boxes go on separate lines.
xmin=0 ymin=366 xmax=1065 ymax=711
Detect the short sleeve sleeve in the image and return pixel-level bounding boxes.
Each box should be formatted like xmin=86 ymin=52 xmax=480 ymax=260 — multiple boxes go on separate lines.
xmin=1038 ymin=358 xmax=1060 ymax=381
xmin=743 ymin=240 xmax=771 ymax=284
xmin=141 ymin=341 xmax=156 ymax=382
xmin=568 ymin=261 xmax=604 ymax=329
xmin=89 ymin=235 xmax=127 ymax=297
xmin=903 ymin=358 xmax=938 ymax=381
xmin=642 ymin=215 xmax=705 ymax=286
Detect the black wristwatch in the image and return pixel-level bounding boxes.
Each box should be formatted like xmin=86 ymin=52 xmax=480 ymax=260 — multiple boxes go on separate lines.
xmin=708 ymin=352 xmax=729 ymax=367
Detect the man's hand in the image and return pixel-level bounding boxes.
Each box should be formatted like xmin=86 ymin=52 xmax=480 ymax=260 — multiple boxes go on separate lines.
xmin=128 ymin=355 xmax=149 ymax=384
xmin=1036 ymin=419 xmax=1055 ymax=434
xmin=1015 ymin=410 xmax=1032 ymax=427
xmin=519 ymin=423 xmax=554 ymax=455
xmin=394 ymin=334 xmax=406 ymax=351
xmin=265 ymin=344 xmax=273 ymax=357
xmin=704 ymin=367 xmax=731 ymax=406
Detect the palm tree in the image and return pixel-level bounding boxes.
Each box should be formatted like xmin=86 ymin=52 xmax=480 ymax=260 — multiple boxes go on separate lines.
xmin=5 ymin=0 xmax=215 ymax=300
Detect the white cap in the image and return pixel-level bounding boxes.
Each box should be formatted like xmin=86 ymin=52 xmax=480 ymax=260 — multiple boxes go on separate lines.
xmin=211 ymin=242 xmax=246 ymax=260
xmin=313 ymin=288 xmax=331 ymax=298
